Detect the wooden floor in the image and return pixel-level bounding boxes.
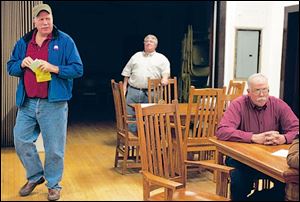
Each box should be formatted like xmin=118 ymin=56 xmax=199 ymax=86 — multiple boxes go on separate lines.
xmin=1 ymin=121 xmax=216 ymax=201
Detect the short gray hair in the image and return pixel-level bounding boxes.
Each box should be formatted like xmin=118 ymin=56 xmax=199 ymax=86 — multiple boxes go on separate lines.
xmin=247 ymin=73 xmax=268 ymax=89
xmin=144 ymin=34 xmax=158 ymax=45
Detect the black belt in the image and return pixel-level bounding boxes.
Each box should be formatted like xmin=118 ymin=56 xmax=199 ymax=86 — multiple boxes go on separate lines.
xmin=129 ymin=85 xmax=148 ymax=92
xmin=27 ymin=97 xmax=48 ymax=99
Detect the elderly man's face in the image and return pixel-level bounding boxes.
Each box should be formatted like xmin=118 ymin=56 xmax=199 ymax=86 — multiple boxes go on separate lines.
xmin=34 ymin=11 xmax=53 ymax=36
xmin=247 ymin=80 xmax=269 ymax=107
xmin=144 ymin=37 xmax=157 ymax=53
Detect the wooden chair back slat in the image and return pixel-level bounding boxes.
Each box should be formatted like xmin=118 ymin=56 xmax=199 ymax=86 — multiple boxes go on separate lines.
xmin=222 ymin=80 xmax=246 ymax=114
xmin=111 ymin=80 xmax=128 ymax=134
xmin=227 ymin=80 xmax=246 ymax=96
xmin=136 ymin=102 xmax=184 ymax=182
xmin=185 ymin=87 xmax=223 ymax=141
xmin=148 ymin=77 xmax=178 ymax=104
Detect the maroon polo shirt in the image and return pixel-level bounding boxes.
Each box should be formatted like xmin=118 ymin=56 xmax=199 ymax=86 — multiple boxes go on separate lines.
xmin=216 ymin=95 xmax=299 ymax=143
xmin=24 ymin=30 xmax=52 ymax=98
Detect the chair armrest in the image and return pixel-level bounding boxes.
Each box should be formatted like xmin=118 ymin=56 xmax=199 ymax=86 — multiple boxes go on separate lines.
xmin=141 ymin=171 xmax=184 ymax=190
xmin=283 ymin=168 xmax=299 ymax=183
xmin=185 ymin=160 xmax=235 ymax=173
xmin=185 ymin=160 xmax=233 ymax=198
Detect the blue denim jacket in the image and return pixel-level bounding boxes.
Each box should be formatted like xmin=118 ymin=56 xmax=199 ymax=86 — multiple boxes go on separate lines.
xmin=7 ymin=26 xmax=83 ymax=107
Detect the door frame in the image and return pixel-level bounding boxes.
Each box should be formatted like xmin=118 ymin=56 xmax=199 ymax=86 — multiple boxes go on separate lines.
xmin=280 ymin=4 xmax=299 ymax=117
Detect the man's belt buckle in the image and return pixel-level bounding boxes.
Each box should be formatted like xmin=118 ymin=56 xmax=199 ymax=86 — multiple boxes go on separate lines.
xmin=131 ymin=85 xmax=147 ymax=91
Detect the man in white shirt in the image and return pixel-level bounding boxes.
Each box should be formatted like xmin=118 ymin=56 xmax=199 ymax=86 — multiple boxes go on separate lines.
xmin=121 ymin=34 xmax=170 ymax=133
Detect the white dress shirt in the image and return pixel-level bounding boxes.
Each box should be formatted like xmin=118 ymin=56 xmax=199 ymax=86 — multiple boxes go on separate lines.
xmin=121 ymin=51 xmax=170 ymax=89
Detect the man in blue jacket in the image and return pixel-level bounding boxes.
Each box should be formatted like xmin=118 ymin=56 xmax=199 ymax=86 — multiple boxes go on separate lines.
xmin=7 ymin=4 xmax=83 ymax=201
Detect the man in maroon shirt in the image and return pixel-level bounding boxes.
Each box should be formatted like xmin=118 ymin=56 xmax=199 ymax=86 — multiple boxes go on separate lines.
xmin=7 ymin=3 xmax=83 ymax=201
xmin=216 ymin=73 xmax=299 ymax=201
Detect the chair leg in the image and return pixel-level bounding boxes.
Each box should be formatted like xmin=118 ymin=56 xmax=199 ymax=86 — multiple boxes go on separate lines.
xmin=114 ymin=138 xmax=120 ymax=168
xmin=135 ymin=146 xmax=140 ymax=163
xmin=122 ymin=145 xmax=129 ymax=174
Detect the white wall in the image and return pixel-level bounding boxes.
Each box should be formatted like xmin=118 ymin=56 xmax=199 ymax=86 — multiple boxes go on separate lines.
xmin=224 ymin=1 xmax=299 ymax=97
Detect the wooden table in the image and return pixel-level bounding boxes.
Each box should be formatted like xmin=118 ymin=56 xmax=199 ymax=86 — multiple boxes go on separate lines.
xmin=129 ymin=103 xmax=193 ymax=116
xmin=209 ymin=137 xmax=290 ymax=183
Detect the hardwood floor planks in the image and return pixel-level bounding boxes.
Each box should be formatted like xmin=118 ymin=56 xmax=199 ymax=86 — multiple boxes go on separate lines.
xmin=1 ymin=121 xmax=215 ymax=201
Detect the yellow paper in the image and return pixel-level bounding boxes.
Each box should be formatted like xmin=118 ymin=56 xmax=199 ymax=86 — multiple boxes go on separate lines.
xmin=29 ymin=59 xmax=41 ymax=72
xmin=29 ymin=59 xmax=52 ymax=82
xmin=35 ymin=68 xmax=52 ymax=82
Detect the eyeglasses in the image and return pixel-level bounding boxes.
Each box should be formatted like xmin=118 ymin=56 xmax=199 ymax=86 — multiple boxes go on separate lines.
xmin=252 ymin=88 xmax=269 ymax=95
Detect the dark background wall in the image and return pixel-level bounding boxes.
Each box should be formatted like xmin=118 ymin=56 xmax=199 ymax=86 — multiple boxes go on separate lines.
xmin=45 ymin=1 xmax=213 ymax=122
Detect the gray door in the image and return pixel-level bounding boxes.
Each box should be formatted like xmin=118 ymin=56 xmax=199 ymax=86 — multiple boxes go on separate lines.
xmin=235 ymin=30 xmax=260 ymax=79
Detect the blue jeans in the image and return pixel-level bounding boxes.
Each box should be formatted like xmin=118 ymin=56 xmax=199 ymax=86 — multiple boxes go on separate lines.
xmin=126 ymin=86 xmax=149 ymax=133
xmin=14 ymin=98 xmax=68 ymax=190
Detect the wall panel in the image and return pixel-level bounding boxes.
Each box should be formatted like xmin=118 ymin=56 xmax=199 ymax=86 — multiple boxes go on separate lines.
xmin=1 ymin=1 xmax=42 ymax=147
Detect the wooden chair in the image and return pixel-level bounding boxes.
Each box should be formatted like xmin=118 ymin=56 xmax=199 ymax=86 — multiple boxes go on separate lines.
xmin=183 ymin=86 xmax=224 ymax=168
xmin=222 ymin=80 xmax=246 ymax=113
xmin=135 ymin=101 xmax=234 ymax=200
xmin=220 ymin=92 xmax=240 ymax=117
xmin=148 ymin=77 xmax=178 ymax=104
xmin=111 ymin=79 xmax=141 ymax=174
xmin=226 ymin=80 xmax=246 ymax=96
xmin=283 ymin=168 xmax=299 ymax=201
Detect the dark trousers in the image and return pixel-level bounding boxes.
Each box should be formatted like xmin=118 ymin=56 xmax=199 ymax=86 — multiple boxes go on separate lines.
xmin=225 ymin=157 xmax=285 ymax=201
